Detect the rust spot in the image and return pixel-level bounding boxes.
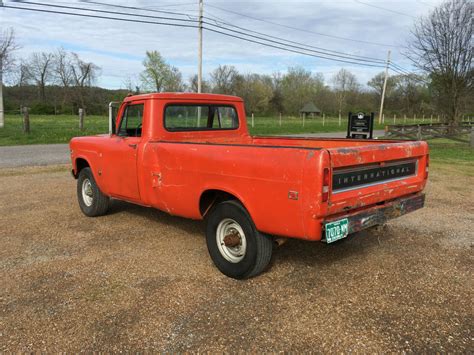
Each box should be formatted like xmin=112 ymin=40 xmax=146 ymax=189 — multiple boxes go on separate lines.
xmin=223 ymin=231 xmax=241 ymax=247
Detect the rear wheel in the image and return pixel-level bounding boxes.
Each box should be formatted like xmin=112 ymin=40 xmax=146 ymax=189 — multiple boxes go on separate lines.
xmin=205 ymin=200 xmax=273 ymax=279
xmin=77 ymin=167 xmax=110 ymax=217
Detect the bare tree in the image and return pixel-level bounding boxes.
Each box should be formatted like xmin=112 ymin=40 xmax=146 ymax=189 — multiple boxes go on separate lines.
xmin=27 ymin=52 xmax=54 ymax=102
xmin=331 ymin=68 xmax=359 ymax=117
xmin=0 ymin=27 xmax=19 ymax=128
xmin=405 ymin=0 xmax=473 ymax=125
xmin=210 ymin=65 xmax=240 ymax=94
xmin=53 ymin=48 xmax=74 ymax=110
xmin=70 ymin=52 xmax=100 ymax=113
xmin=189 ymin=74 xmax=210 ymax=93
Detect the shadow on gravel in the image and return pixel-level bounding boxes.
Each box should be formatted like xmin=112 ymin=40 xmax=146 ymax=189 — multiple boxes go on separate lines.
xmin=106 ymin=198 xmax=390 ymax=272
xmin=107 ymin=199 xmax=204 ymax=236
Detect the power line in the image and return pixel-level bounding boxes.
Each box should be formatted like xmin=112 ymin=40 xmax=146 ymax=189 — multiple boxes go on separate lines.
xmin=79 ymin=0 xmax=198 ymax=19
xmin=13 ymin=1 xmax=199 ymax=23
xmin=203 ymin=12 xmax=387 ymax=64
xmin=204 ymin=21 xmax=387 ymax=66
xmin=205 ymin=3 xmax=400 ymax=48
xmin=354 ymin=0 xmax=416 ymax=19
xmin=204 ymin=26 xmax=386 ymax=68
xmin=3 ymin=4 xmax=198 ymax=28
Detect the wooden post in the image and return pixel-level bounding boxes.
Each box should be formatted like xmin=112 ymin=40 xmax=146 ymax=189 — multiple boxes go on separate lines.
xmin=414 ymin=114 xmax=416 ymax=123
xmin=416 ymin=125 xmax=422 ymax=140
xmin=323 ymin=113 xmax=325 ymax=126
xmin=438 ymin=114 xmax=440 ymax=122
xmin=303 ymin=113 xmax=305 ymax=127
xmin=338 ymin=112 xmax=341 ymax=126
xmin=22 ymin=106 xmax=30 ymax=134
xmin=79 ymin=108 xmax=84 ymax=130
xmin=470 ymin=126 xmax=474 ymax=148
xmin=251 ymin=112 xmax=254 ymax=128
xmin=279 ymin=112 xmax=282 ymax=127
xmin=430 ymin=114 xmax=433 ymax=124
xmin=422 ymin=114 xmax=425 ymax=122
xmin=393 ymin=114 xmax=396 ymax=124
xmin=382 ymin=113 xmax=385 ymax=123
xmin=404 ymin=114 xmax=407 ymax=123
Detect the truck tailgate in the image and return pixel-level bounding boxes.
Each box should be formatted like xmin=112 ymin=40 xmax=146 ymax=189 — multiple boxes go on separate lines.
xmin=326 ymin=140 xmax=429 ymax=215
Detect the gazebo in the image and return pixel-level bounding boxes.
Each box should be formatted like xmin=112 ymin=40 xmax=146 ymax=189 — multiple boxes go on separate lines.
xmin=299 ymin=102 xmax=321 ymax=118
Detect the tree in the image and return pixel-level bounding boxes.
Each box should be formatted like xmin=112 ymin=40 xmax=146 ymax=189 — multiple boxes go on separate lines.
xmin=235 ymin=74 xmax=273 ymax=114
xmin=27 ymin=52 xmax=54 ymax=102
xmin=280 ymin=66 xmax=324 ymax=115
xmin=210 ymin=65 xmax=240 ymax=94
xmin=0 ymin=27 xmax=18 ymax=128
xmin=331 ymin=68 xmax=359 ymax=117
xmin=367 ymin=72 xmax=398 ymax=110
xmin=405 ymin=0 xmax=473 ymax=125
xmin=53 ymin=48 xmax=74 ymax=110
xmin=140 ymin=50 xmax=183 ymax=92
xmin=189 ymin=74 xmax=210 ymax=93
xmin=70 ymin=52 xmax=100 ymax=112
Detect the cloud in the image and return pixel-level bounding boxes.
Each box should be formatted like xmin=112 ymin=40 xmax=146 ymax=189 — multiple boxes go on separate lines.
xmin=1 ymin=0 xmax=444 ymax=89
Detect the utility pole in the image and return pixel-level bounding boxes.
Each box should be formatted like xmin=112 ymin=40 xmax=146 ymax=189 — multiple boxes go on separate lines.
xmin=197 ymin=0 xmax=203 ymax=93
xmin=378 ymin=50 xmax=391 ymax=124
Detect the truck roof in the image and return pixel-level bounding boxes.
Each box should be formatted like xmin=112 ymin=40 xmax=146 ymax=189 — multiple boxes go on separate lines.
xmin=123 ymin=92 xmax=243 ymax=102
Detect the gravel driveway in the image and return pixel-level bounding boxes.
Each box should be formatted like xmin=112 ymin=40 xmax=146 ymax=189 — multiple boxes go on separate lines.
xmin=0 ymin=165 xmax=472 ymax=352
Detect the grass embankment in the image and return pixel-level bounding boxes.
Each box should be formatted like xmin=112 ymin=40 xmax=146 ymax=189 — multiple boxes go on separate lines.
xmin=1 ymin=114 xmax=472 ymax=169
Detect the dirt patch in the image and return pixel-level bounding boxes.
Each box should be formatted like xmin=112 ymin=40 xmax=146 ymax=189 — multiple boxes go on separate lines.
xmin=0 ymin=166 xmax=472 ymax=352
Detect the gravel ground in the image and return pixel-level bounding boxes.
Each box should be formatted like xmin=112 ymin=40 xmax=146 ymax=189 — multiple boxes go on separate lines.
xmin=0 ymin=165 xmax=472 ymax=352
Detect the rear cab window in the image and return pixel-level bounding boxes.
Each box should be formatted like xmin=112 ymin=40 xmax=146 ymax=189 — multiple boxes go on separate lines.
xmin=164 ymin=104 xmax=239 ymax=131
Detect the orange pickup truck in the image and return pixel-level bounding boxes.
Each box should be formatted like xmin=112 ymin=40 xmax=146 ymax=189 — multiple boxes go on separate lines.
xmin=70 ymin=93 xmax=429 ymax=279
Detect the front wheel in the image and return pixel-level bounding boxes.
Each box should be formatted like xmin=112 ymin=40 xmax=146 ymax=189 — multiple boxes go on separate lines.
xmin=205 ymin=200 xmax=273 ymax=279
xmin=77 ymin=167 xmax=110 ymax=217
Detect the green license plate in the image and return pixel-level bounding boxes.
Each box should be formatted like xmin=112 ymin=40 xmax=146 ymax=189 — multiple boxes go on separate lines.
xmin=325 ymin=218 xmax=349 ymax=243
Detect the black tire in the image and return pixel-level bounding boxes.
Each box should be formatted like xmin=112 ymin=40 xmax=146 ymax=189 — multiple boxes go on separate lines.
xmin=77 ymin=167 xmax=110 ymax=217
xmin=205 ymin=200 xmax=273 ymax=279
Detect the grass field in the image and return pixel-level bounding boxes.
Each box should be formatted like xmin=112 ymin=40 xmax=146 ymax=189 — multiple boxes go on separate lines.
xmin=0 ymin=114 xmax=472 ymax=165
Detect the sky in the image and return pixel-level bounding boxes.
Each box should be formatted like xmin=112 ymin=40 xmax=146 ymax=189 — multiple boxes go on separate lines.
xmin=1 ymin=0 xmax=444 ymax=89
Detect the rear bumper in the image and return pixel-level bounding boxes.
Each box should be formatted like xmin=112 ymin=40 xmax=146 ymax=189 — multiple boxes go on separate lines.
xmin=323 ymin=192 xmax=425 ymax=239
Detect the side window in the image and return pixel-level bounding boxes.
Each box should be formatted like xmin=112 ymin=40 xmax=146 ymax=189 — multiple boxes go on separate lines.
xmin=164 ymin=105 xmax=239 ymax=131
xmin=118 ymin=104 xmax=144 ymax=137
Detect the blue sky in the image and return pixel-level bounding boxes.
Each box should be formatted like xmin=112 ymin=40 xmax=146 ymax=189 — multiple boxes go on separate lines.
xmin=1 ymin=0 xmax=443 ymax=89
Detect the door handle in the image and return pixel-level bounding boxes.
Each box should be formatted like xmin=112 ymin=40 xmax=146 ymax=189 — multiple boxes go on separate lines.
xmin=128 ymin=144 xmax=137 ymax=149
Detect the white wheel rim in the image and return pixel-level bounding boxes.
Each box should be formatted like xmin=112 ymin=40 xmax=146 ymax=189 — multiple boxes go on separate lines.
xmin=216 ymin=218 xmax=247 ymax=263
xmin=82 ymin=178 xmax=94 ymax=207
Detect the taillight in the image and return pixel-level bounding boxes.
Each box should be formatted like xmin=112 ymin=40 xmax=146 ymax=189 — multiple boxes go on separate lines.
xmin=424 ymin=155 xmax=429 ymax=179
xmin=322 ymin=167 xmax=330 ymax=202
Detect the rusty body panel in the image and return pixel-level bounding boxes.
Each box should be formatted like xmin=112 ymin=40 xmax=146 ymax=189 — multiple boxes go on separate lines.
xmin=70 ymin=93 xmax=429 ymax=242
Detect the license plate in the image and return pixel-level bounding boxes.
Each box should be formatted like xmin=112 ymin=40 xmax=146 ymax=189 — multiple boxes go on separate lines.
xmin=325 ymin=218 xmax=349 ymax=243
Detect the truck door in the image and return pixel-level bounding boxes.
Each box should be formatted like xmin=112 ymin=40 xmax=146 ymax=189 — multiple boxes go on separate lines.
xmin=104 ymin=102 xmax=144 ymax=201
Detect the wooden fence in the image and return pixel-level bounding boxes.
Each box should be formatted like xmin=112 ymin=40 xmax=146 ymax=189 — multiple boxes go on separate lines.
xmin=385 ymin=122 xmax=474 ymax=146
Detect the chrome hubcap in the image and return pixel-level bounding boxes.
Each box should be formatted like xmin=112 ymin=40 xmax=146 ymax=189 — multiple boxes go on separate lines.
xmin=82 ymin=178 xmax=93 ymax=207
xmin=216 ymin=218 xmax=247 ymax=263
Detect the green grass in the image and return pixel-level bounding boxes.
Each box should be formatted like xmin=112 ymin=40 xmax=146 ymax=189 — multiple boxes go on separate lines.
xmin=1 ymin=114 xmax=472 ymax=168
xmin=0 ymin=114 xmax=108 ymax=146
xmin=427 ymin=137 xmax=473 ymax=165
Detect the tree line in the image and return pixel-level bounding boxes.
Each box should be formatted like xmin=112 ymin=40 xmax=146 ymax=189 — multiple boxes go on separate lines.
xmin=3 ymin=48 xmax=437 ymax=118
